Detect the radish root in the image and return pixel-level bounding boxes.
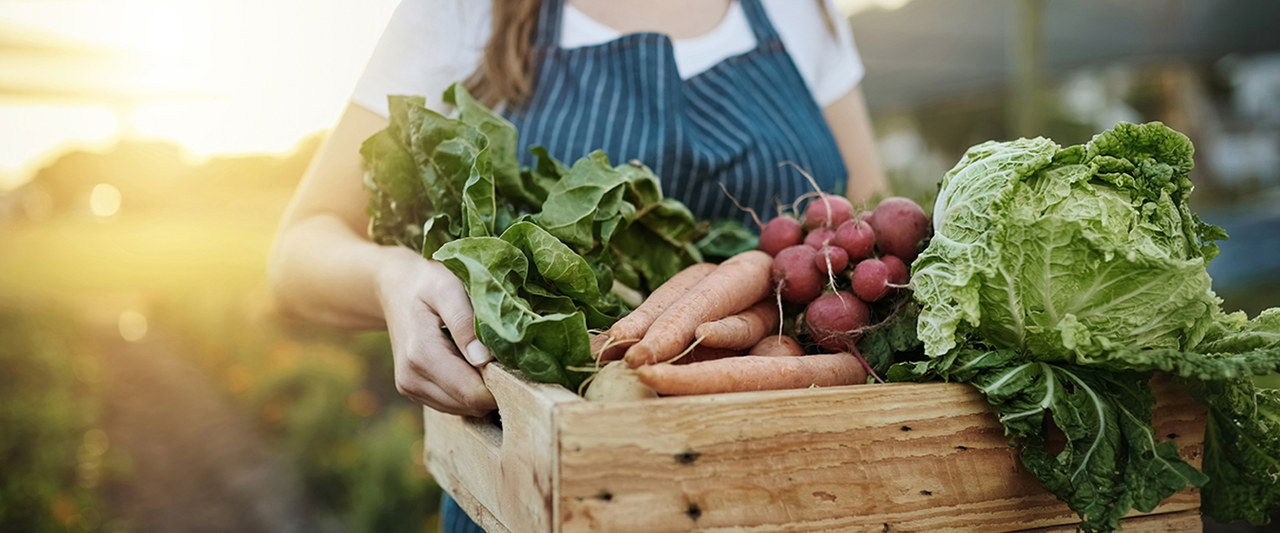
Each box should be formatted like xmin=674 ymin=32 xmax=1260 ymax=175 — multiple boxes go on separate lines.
xmin=718 ymin=182 xmax=763 ymax=228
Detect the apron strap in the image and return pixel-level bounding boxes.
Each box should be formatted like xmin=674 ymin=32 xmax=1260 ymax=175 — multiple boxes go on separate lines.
xmin=737 ymin=0 xmax=783 ymax=43
xmin=533 ymin=0 xmax=566 ymax=49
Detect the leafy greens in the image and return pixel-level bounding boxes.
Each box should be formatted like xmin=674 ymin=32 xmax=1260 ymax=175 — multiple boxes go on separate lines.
xmin=897 ymin=122 xmax=1280 ymax=531
xmin=362 ymin=84 xmax=755 ymax=390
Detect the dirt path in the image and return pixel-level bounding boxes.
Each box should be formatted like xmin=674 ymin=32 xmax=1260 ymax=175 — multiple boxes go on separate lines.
xmin=98 ymin=327 xmax=333 ymax=533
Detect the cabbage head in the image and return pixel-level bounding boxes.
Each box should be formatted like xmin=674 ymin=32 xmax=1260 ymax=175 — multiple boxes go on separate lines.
xmin=913 ymin=122 xmax=1227 ymax=361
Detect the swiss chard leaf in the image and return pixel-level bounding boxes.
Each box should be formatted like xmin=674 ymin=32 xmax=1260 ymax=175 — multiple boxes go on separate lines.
xmin=1197 ymin=379 xmax=1280 ymax=525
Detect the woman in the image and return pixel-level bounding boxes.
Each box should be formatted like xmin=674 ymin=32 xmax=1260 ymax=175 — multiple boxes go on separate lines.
xmin=268 ymin=0 xmax=886 ymax=530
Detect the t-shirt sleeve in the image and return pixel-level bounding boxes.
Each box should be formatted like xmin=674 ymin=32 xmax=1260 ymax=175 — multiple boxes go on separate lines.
xmin=810 ymin=0 xmax=865 ymax=107
xmin=350 ymin=0 xmax=490 ymax=116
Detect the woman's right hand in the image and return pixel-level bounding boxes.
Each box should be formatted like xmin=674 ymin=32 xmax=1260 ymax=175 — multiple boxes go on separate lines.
xmin=375 ymin=248 xmax=498 ymax=417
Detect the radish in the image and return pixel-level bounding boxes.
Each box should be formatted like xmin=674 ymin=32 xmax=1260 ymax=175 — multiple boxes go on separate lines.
xmin=803 ymin=291 xmax=870 ymax=352
xmin=831 ymin=217 xmax=876 ymax=262
xmin=804 ymin=227 xmax=836 ymax=249
xmin=813 ymin=245 xmax=849 ymax=276
xmin=771 ymin=245 xmax=824 ymax=304
xmin=868 ymin=197 xmax=931 ymax=263
xmin=758 ymin=215 xmax=804 ymax=257
xmin=851 ymin=258 xmax=893 ymax=302
xmin=803 ymin=193 xmax=855 ymax=229
xmin=881 ymin=255 xmax=909 ymax=285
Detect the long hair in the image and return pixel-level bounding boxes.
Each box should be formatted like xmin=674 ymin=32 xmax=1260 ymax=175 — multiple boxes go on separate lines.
xmin=462 ymin=0 xmax=542 ymax=108
xmin=463 ymin=0 xmax=840 ymax=109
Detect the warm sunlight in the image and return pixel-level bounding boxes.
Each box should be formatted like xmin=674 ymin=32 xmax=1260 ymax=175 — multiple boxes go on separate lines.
xmin=0 ymin=0 xmax=400 ymax=189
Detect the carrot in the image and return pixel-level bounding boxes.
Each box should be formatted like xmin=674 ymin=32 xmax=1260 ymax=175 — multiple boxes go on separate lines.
xmin=635 ymin=352 xmax=868 ymax=396
xmin=694 ymin=299 xmax=780 ymax=350
xmin=673 ymin=345 xmax=746 ymax=364
xmin=624 ymin=250 xmax=774 ymax=368
xmin=593 ymin=262 xmax=717 ymax=362
xmin=748 ymin=334 xmax=806 ymax=357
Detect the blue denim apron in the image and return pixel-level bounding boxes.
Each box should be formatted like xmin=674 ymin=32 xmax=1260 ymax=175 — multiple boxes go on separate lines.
xmin=443 ymin=0 xmax=847 ymax=530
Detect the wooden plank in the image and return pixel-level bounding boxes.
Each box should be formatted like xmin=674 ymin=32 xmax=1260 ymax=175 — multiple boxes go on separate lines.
xmin=1022 ymin=510 xmax=1202 ymax=532
xmin=555 ymin=376 xmax=1204 ymax=533
xmin=423 ymin=363 xmax=582 ymax=533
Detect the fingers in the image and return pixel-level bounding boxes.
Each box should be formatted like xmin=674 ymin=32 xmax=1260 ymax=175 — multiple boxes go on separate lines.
xmin=422 ymin=262 xmax=493 ymax=367
xmin=387 ymin=302 xmax=497 ymax=417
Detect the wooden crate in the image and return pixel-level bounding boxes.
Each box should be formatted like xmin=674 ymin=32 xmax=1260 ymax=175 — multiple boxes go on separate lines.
xmin=423 ymin=364 xmax=1205 ymax=533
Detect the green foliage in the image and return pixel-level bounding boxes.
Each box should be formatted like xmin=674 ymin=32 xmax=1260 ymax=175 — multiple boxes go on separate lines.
xmin=902 ymin=122 xmax=1280 ymax=531
xmin=363 ymin=83 xmax=734 ymax=391
xmin=0 ymin=301 xmax=107 ymax=532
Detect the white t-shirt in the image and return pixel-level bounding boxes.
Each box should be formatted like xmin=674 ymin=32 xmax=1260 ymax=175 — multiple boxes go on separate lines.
xmin=352 ymin=0 xmax=864 ymax=116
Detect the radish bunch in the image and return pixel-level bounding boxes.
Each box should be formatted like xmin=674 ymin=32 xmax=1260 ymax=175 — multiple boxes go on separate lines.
xmin=757 ymin=194 xmax=932 ymax=379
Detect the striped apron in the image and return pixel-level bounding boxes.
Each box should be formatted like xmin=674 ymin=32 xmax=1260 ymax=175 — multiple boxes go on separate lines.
xmin=503 ymin=0 xmax=849 ymax=225
xmin=443 ymin=1 xmax=848 ymax=530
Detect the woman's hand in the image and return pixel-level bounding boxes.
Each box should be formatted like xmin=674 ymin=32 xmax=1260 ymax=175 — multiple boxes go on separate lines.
xmin=376 ymin=248 xmax=498 ymax=417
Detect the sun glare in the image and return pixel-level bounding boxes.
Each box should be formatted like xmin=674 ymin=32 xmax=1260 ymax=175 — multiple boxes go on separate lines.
xmin=0 ymin=0 xmax=400 ymax=186
xmin=118 ymin=309 xmax=148 ymax=342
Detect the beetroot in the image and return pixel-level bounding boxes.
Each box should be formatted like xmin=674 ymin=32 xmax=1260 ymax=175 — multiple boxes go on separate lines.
xmin=804 ymin=291 xmax=871 ymax=352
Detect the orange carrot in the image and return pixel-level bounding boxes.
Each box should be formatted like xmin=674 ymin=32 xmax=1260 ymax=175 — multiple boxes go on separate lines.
xmin=748 ymin=334 xmax=806 ymax=357
xmin=635 ymin=352 xmax=868 ymax=395
xmin=593 ymin=262 xmax=717 ymax=362
xmin=694 ymin=299 xmax=780 ymax=350
xmin=624 ymin=250 xmax=774 ymax=368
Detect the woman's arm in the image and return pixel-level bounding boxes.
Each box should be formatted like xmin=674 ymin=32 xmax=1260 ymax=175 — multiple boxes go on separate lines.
xmin=823 ymin=83 xmax=889 ymax=206
xmin=268 ymin=102 xmax=497 ymax=417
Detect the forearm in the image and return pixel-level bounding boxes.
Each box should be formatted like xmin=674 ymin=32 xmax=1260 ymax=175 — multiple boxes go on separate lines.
xmin=268 ymin=213 xmax=418 ymax=330
xmin=824 ymin=84 xmax=889 ymax=205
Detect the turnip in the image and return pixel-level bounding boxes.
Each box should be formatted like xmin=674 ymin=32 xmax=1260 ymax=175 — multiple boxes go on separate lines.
xmin=804 ymin=227 xmax=836 ymax=249
xmin=803 ymin=193 xmax=856 ymax=229
xmin=583 ymin=360 xmax=658 ymax=401
xmin=868 ymin=197 xmax=931 ymax=263
xmin=803 ymin=291 xmax=870 ymax=352
xmin=771 ymin=245 xmax=824 ymax=304
xmin=831 ymin=217 xmax=876 ymax=262
xmin=813 ymin=245 xmax=849 ymax=277
xmin=850 ymin=258 xmax=892 ymax=302
xmin=758 ymin=215 xmax=804 ymax=257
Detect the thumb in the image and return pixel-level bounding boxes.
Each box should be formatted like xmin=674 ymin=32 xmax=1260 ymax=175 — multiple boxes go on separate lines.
xmin=427 ymin=265 xmax=492 ymax=367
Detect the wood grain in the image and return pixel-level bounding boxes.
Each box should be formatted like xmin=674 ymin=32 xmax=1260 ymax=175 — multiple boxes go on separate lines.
xmin=422 ymin=364 xmax=1205 ymax=533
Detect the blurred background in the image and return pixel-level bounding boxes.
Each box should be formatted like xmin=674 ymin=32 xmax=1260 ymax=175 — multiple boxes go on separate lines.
xmin=1 ymin=0 xmax=1277 ymax=532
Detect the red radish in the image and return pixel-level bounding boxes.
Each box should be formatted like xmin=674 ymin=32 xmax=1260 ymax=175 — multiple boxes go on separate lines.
xmin=813 ymin=245 xmax=849 ymax=276
xmin=804 ymin=228 xmax=836 ymax=249
xmin=771 ymin=245 xmax=824 ymax=304
xmin=831 ymin=218 xmax=876 ymax=262
xmin=749 ymin=334 xmax=806 ymax=356
xmin=868 ymin=197 xmax=931 ymax=263
xmin=758 ymin=215 xmax=804 ymax=257
xmin=804 ymin=193 xmax=856 ymax=229
xmin=881 ymin=255 xmax=909 ymax=285
xmin=851 ymin=258 xmax=892 ymax=302
xmin=804 ymin=291 xmax=870 ymax=352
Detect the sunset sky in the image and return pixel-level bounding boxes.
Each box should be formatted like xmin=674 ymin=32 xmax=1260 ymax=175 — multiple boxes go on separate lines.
xmin=0 ymin=0 xmax=898 ymax=190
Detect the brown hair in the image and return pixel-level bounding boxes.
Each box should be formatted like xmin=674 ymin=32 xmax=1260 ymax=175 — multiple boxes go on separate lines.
xmin=463 ymin=0 xmax=542 ymax=108
xmin=464 ymin=0 xmax=841 ymax=109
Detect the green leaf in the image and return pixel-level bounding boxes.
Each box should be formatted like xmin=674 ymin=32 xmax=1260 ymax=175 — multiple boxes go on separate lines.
xmin=446 ymin=84 xmax=544 ymax=208
xmin=432 ymin=237 xmax=592 ymax=390
xmin=499 ymin=221 xmax=625 ymax=329
xmin=534 ymin=151 xmax=630 ymax=249
xmin=1198 ymin=379 xmax=1280 ymax=525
